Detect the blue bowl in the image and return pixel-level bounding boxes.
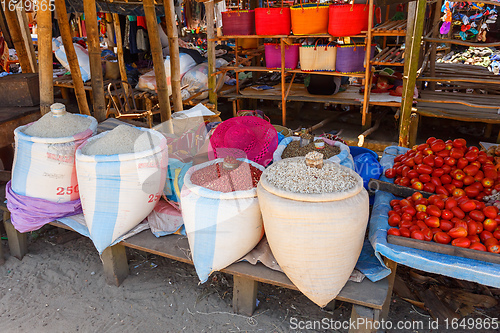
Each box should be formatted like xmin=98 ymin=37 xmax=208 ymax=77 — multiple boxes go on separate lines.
xmin=349 ymin=146 xmax=379 ymax=160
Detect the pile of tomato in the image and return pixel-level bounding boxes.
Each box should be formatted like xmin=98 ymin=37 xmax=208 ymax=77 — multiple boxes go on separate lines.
xmin=388 ymin=192 xmax=500 ymax=252
xmin=384 ymin=138 xmax=499 ymax=200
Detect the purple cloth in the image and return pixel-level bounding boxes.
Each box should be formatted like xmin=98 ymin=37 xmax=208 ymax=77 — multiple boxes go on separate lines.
xmin=5 ymin=181 xmax=83 ymax=233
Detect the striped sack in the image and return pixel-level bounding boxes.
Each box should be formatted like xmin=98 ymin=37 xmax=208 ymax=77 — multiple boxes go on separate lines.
xmin=75 ymin=128 xmax=168 ymax=253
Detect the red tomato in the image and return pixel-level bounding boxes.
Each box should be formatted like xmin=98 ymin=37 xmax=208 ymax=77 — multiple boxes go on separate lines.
xmin=403 ymin=206 xmax=417 ymax=216
xmin=434 ymin=232 xmax=451 ymax=244
xmin=474 ymin=170 xmax=484 ymax=182
xmin=482 ymin=178 xmax=494 ymax=188
xmin=387 ymin=228 xmax=401 ymax=236
xmin=435 ymin=186 xmax=449 ymax=196
xmin=416 ymin=164 xmax=433 ymax=175
xmin=421 ymin=228 xmax=433 ymax=241
xmin=462 ymin=175 xmax=475 ymax=186
xmin=426 ymin=205 xmax=441 ymax=217
xmin=452 ymin=179 xmax=464 ymax=189
xmin=441 ymin=209 xmax=453 ymax=220
xmin=469 ymin=242 xmax=486 ymax=251
xmin=452 ymin=169 xmax=466 ymax=181
xmin=480 ymin=230 xmax=494 ymax=243
xmin=445 ymin=198 xmax=458 ymax=210
xmin=469 ymin=210 xmax=485 ymax=222
xmin=399 ymin=227 xmax=410 ymax=238
xmin=424 ymin=216 xmax=440 ymax=228
xmin=411 ymin=230 xmax=425 ymax=241
xmin=463 ymin=165 xmax=479 ymax=176
xmin=459 ymin=200 xmax=477 ymax=213
xmin=432 ymin=168 xmax=444 ymax=178
xmin=440 ymin=219 xmax=454 ymax=232
xmin=401 ymin=213 xmax=413 ymax=221
xmin=456 ymin=157 xmax=468 ymax=169
xmin=442 ymin=164 xmax=452 ymax=174
xmin=407 ymin=170 xmax=419 ymax=180
xmin=465 ymin=151 xmax=478 ymax=162
xmin=451 ymin=207 xmax=466 ymax=220
xmin=423 ymin=155 xmax=435 ymax=167
xmin=467 ymin=221 xmax=478 ymax=236
xmin=484 ymin=169 xmax=498 ymax=181
xmin=416 ymin=211 xmax=428 ymax=220
xmin=448 ymin=227 xmax=468 ymax=239
xmin=467 ymin=235 xmax=481 ymax=244
xmin=451 ymin=237 xmax=471 ymax=248
xmin=434 ymin=157 xmax=444 ymax=168
xmin=484 ymin=237 xmax=499 ymax=248
xmin=430 ymin=141 xmax=446 ymax=152
xmin=426 ymin=137 xmax=437 ymax=145
xmin=483 ymin=218 xmax=498 ymax=232
xmin=493 ymin=229 xmax=500 ymax=240
xmin=412 ymin=181 xmax=424 ymax=191
xmin=388 ymin=214 xmax=401 ymax=227
xmin=411 ymin=192 xmax=423 ymax=201
xmin=487 ymin=244 xmax=500 ymax=253
xmin=390 ymin=199 xmax=400 ymax=208
xmin=444 ymin=157 xmax=457 ymax=166
xmin=399 ymin=220 xmax=413 ymax=229
xmin=409 ymin=225 xmax=420 ymax=233
xmin=416 ymin=220 xmax=427 ymax=230
xmin=444 ymin=184 xmax=457 ymax=194
xmin=423 ymin=182 xmax=436 ymax=193
xmin=419 ymin=174 xmax=431 ymax=183
xmin=400 ymin=199 xmax=411 ymax=207
xmin=451 ymin=148 xmax=465 ymax=160
xmin=453 ymin=138 xmax=467 ymax=148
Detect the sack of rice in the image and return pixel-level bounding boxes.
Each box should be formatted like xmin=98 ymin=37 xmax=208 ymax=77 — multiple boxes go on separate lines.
xmin=257 ymin=156 xmax=369 ymax=307
xmin=181 ymin=157 xmax=265 ymax=283
xmin=273 ymin=136 xmax=354 ymax=170
xmin=76 ymin=125 xmax=168 ymax=253
xmin=11 ymin=103 xmax=97 ymax=203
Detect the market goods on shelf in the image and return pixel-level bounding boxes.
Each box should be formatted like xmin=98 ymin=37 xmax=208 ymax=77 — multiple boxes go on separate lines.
xmin=190 ymin=157 xmax=262 ymax=192
xmin=11 ymin=103 xmax=97 ymax=203
xmin=181 ymin=158 xmax=265 ymax=283
xmin=258 ymin=157 xmax=369 ymax=307
xmin=385 ymin=138 xmax=499 ymax=201
xmin=387 ymin=192 xmax=500 ymax=254
xmin=82 ymin=125 xmax=161 ymax=156
xmin=76 ymin=127 xmax=167 ymax=253
xmin=281 ymin=139 xmax=341 ymax=159
xmin=265 ymin=157 xmax=356 ymax=194
xmin=23 ymin=104 xmax=93 ymax=138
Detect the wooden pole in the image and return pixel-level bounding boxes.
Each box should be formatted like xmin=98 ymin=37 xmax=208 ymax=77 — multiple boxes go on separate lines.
xmin=399 ymin=0 xmax=427 ymax=147
xmin=143 ymin=0 xmax=172 ymax=124
xmin=164 ymin=0 xmax=183 ymax=112
xmin=16 ymin=7 xmax=37 ymax=72
xmin=0 ymin=9 xmax=13 ymax=48
xmin=112 ymin=14 xmax=129 ymax=96
xmin=3 ymin=7 xmax=32 ymax=73
xmin=205 ymin=0 xmax=217 ymax=107
xmin=280 ymin=38 xmax=286 ymax=126
xmin=37 ymin=2 xmax=53 ymax=115
xmin=361 ymin=0 xmax=374 ymax=127
xmin=83 ymin=0 xmax=107 ymax=121
xmin=55 ymin=0 xmax=91 ymax=116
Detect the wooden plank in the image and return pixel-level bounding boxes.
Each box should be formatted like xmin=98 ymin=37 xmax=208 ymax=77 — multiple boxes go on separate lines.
xmin=232 ymin=276 xmax=258 ymax=316
xmin=280 ymin=38 xmax=286 ymax=126
xmin=101 ymin=243 xmax=130 ymax=286
xmin=55 ymin=0 xmax=91 ymax=116
xmin=112 ymin=13 xmax=129 ymax=97
xmin=362 ymin=0 xmax=374 ymax=128
xmin=418 ymin=289 xmax=460 ymax=321
xmin=423 ymin=37 xmax=500 ymax=48
xmin=388 ymin=235 xmax=500 ymax=265
xmin=4 ymin=217 xmax=27 ymax=260
xmin=349 ymin=305 xmax=377 ymax=333
xmin=16 ymin=7 xmax=37 ymax=73
xmin=164 ymin=0 xmax=183 ymax=112
xmin=84 ymin=0 xmax=107 ymax=121
xmin=143 ymin=0 xmax=172 ymax=125
xmin=0 ymin=106 xmax=40 ymax=148
xmin=368 ymin=179 xmax=434 ymax=198
xmin=409 ymin=113 xmax=419 ymax=147
xmin=3 ymin=7 xmax=33 ymax=73
xmin=417 ymin=76 xmax=500 ymax=85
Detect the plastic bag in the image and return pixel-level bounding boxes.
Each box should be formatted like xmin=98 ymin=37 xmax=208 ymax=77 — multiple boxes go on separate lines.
xmin=181 ymin=59 xmax=229 ymax=100
xmin=52 ymin=37 xmax=91 ymax=82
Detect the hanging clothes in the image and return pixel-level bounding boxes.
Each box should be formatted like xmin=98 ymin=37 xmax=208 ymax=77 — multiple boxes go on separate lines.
xmin=137 ymin=27 xmax=149 ymax=52
xmin=127 ymin=16 xmax=139 ymax=54
xmin=137 ymin=16 xmax=147 ymax=29
xmin=215 ymin=1 xmax=226 ymax=29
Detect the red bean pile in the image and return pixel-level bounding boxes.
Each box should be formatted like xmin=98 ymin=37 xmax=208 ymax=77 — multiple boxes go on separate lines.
xmin=191 ymin=162 xmax=262 ymax=193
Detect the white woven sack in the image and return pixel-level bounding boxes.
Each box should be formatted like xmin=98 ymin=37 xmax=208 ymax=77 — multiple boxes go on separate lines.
xmin=273 ymin=136 xmax=354 ymax=170
xmin=257 ymin=158 xmax=369 ymax=307
xmin=75 ymin=128 xmax=168 ymax=253
xmin=11 ymin=115 xmax=97 ymax=203
xmin=299 ymin=44 xmax=336 ymax=71
xmin=181 ymin=158 xmax=264 ymax=283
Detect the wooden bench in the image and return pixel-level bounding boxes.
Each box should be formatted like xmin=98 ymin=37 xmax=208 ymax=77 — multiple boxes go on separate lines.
xmin=0 ymin=204 xmax=396 ymax=332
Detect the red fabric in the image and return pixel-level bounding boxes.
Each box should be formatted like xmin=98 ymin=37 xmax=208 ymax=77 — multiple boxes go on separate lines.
xmin=137 ymin=16 xmax=147 ymax=29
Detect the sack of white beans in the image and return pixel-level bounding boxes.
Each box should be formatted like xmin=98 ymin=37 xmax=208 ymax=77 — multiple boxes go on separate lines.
xmin=273 ymin=136 xmax=354 ymax=170
xmin=11 ymin=104 xmax=97 ymax=203
xmin=76 ymin=125 xmax=168 ymax=253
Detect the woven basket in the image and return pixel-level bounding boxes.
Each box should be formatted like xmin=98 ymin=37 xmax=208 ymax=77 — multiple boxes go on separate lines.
xmin=299 ymin=41 xmax=337 ymax=71
xmin=290 ymin=1 xmax=329 ymax=35
xmin=222 ymin=10 xmax=255 ymax=36
xmin=265 ymin=43 xmax=300 ymax=70
xmin=328 ymin=3 xmax=372 ymax=37
xmin=336 ymin=44 xmax=375 ymax=73
xmin=255 ymin=0 xmax=291 ymax=35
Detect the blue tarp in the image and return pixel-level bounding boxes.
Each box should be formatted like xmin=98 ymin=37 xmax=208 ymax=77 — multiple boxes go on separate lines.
xmin=369 ymin=146 xmax=500 ymax=287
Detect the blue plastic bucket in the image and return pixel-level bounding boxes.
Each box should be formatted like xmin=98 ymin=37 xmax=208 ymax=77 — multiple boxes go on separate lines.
xmin=349 ymin=146 xmax=379 ymax=160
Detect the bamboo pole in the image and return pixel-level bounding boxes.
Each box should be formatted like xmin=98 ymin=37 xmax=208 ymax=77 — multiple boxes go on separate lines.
xmin=83 ymin=0 xmax=106 ymax=121
xmin=399 ymin=0 xmax=427 ymax=147
xmin=3 ymin=7 xmax=32 ymax=73
xmin=361 ymin=0 xmax=374 ymax=127
xmin=143 ymin=0 xmax=172 ymax=124
xmin=37 ymin=2 xmax=53 ymax=115
xmin=280 ymin=38 xmax=286 ymax=126
xmin=164 ymin=0 xmax=183 ymax=112
xmin=112 ymin=13 xmax=129 ymax=97
xmin=16 ymin=7 xmax=37 ymax=73
xmin=55 ymin=0 xmax=91 ymax=116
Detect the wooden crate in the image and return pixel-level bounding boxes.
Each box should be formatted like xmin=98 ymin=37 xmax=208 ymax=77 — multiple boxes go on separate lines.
xmin=388 ymin=234 xmax=500 ymax=265
xmin=0 ymin=73 xmax=39 ymax=106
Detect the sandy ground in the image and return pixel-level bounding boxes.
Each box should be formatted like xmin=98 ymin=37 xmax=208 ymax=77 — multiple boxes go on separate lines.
xmin=0 ymin=227 xmax=435 ymax=333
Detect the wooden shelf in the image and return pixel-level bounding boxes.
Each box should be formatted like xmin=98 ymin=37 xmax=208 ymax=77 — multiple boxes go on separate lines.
xmin=417 ymin=63 xmax=500 ymax=85
xmin=370 ymin=61 xmax=404 ymax=66
xmin=372 ymin=20 xmax=406 ymax=36
xmin=423 ymin=37 xmax=500 ymax=48
xmin=218 ymin=66 xmax=366 ymax=78
xmin=213 ymin=33 xmax=367 ymax=41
